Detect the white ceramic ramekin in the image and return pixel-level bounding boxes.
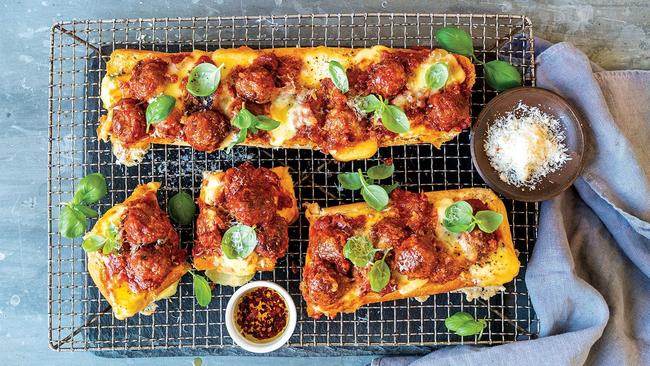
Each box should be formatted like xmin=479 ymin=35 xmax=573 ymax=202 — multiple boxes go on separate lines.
xmin=225 ymin=281 xmax=296 ymax=353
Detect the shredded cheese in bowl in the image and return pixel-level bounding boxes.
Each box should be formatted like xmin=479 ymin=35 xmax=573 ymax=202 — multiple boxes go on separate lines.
xmin=484 ymin=103 xmax=570 ymax=189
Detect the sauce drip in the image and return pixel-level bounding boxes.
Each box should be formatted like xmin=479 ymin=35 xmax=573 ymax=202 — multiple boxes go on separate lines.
xmin=236 ymin=287 xmax=288 ymax=342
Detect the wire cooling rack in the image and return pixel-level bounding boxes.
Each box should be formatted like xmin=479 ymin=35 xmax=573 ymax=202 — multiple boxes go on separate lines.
xmin=48 ymin=13 xmax=539 ymax=352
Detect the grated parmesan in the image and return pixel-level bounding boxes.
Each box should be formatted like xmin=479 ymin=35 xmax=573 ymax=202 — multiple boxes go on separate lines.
xmin=483 ymin=103 xmax=570 ymax=189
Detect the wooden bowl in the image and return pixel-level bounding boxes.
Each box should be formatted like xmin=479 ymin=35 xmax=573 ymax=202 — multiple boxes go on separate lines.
xmin=470 ymin=87 xmax=585 ymax=202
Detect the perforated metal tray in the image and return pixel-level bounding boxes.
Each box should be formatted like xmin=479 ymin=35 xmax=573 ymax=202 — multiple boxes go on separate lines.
xmin=48 ymin=13 xmax=539 ymax=352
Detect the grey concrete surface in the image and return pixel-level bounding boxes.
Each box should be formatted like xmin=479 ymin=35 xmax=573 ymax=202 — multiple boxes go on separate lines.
xmin=0 ymin=1 xmax=647 ymax=365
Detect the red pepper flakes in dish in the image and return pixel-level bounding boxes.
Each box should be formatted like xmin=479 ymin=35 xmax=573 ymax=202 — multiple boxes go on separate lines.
xmin=235 ymin=287 xmax=288 ymax=342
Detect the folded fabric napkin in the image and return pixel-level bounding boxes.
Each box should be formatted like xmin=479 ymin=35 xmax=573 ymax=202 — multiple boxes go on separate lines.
xmin=373 ymin=40 xmax=650 ymax=366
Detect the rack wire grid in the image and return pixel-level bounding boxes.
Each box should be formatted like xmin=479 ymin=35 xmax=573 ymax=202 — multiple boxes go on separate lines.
xmin=48 ymin=13 xmax=539 ymax=352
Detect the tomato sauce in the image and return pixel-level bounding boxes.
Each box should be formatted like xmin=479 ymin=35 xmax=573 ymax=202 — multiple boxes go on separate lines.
xmin=103 ymin=192 xmax=186 ymax=293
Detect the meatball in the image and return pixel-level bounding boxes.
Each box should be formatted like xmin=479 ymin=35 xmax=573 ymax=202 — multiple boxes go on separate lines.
xmin=256 ymin=215 xmax=289 ymax=260
xmin=426 ymin=84 xmax=471 ymax=132
xmin=129 ymin=58 xmax=169 ymax=101
xmin=372 ymin=217 xmax=408 ymax=248
xmin=309 ymin=214 xmax=365 ymax=275
xmin=193 ymin=206 xmax=224 ymax=258
xmin=302 ymin=264 xmax=348 ymax=307
xmin=126 ymin=243 xmax=174 ymax=291
xmin=319 ymin=106 xmax=366 ymax=151
xmin=393 ymin=235 xmax=437 ymax=279
xmin=460 ymin=230 xmax=499 ymax=261
xmin=367 ymin=59 xmax=407 ymax=98
xmin=234 ymin=66 xmax=276 ymax=104
xmin=153 ymin=108 xmax=183 ymax=140
xmin=224 ymin=187 xmax=275 ymax=226
xmin=122 ymin=200 xmax=177 ymax=245
xmin=182 ymin=110 xmax=230 ymax=152
xmin=111 ymin=98 xmax=147 ymax=145
xmin=220 ymin=163 xmax=289 ymax=226
xmin=390 ymin=189 xmax=435 ymax=233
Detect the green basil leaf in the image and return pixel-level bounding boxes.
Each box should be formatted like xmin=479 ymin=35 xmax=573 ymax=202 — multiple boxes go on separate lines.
xmin=445 ymin=223 xmax=474 ymax=233
xmin=192 ymin=273 xmax=212 ymax=307
xmin=367 ymin=163 xmax=394 ymax=180
xmin=328 ymin=60 xmax=349 ymax=93
xmin=369 ymin=251 xmax=391 ymax=292
xmin=338 ymin=172 xmax=363 ymax=190
xmin=168 ymin=191 xmax=196 ymax=225
xmin=474 ymin=210 xmax=503 ymax=233
xmin=484 ymin=60 xmax=522 ymax=91
xmin=442 ymin=200 xmax=474 ymax=232
xmin=107 ymin=221 xmax=119 ymax=239
xmin=102 ymin=238 xmax=118 ymax=255
xmin=382 ymin=182 xmax=399 ymax=195
xmin=255 ymin=116 xmax=281 ymax=131
xmin=187 ymin=63 xmax=223 ymax=97
xmin=145 ymin=94 xmax=175 ymax=132
xmin=361 ymin=184 xmax=389 ymax=211
xmin=362 ymin=94 xmax=382 ymax=113
xmin=221 ymin=224 xmax=257 ymax=259
xmin=343 ymin=236 xmax=377 ymax=267
xmin=425 ymin=62 xmax=449 ymax=91
xmin=454 ymin=319 xmax=487 ymax=337
xmin=82 ymin=234 xmax=106 ymax=252
xmin=59 ymin=204 xmax=87 ymax=238
xmin=73 ymin=173 xmax=107 ymax=205
xmin=232 ymin=107 xmax=256 ymax=129
xmin=445 ymin=312 xmax=487 ymax=337
xmin=227 ymin=128 xmax=248 ymax=152
xmin=444 ymin=312 xmax=475 ymax=331
xmin=380 ymin=105 xmax=410 ymax=134
xmin=435 ymin=27 xmax=474 ymax=57
xmin=75 ymin=204 xmax=98 ymax=219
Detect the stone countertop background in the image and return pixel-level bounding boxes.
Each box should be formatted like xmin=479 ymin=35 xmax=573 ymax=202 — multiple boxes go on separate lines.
xmin=0 ymin=1 xmax=647 ymax=365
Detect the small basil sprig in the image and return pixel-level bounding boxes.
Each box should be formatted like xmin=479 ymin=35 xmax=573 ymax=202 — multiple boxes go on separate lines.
xmin=221 ymin=224 xmax=258 ymax=259
xmin=362 ymin=94 xmax=410 ymax=134
xmin=328 ymin=60 xmax=349 ymax=93
xmin=82 ymin=221 xmax=121 ymax=254
xmin=343 ymin=236 xmax=380 ymax=267
xmin=337 ymin=163 xmax=397 ymax=211
xmin=190 ymin=271 xmax=212 ymax=307
xmin=59 ymin=173 xmax=108 ymax=238
xmin=444 ymin=312 xmax=487 ymax=337
xmin=145 ymin=94 xmax=175 ymax=132
xmin=442 ymin=200 xmax=503 ymax=233
xmin=425 ymin=62 xmax=449 ymax=91
xmin=168 ymin=191 xmax=196 ymax=225
xmin=368 ymin=248 xmax=392 ymax=292
xmin=227 ymin=106 xmax=281 ymax=151
xmin=187 ymin=63 xmax=224 ymax=97
xmin=435 ymin=27 xmax=522 ymax=91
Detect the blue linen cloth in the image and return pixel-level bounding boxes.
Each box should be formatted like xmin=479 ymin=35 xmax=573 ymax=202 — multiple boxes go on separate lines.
xmin=373 ymin=40 xmax=650 ymax=366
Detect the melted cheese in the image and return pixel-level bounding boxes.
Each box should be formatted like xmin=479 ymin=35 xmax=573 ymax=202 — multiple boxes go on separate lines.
xmin=269 ymin=92 xmax=299 ymax=146
xmin=300 ymin=49 xmax=354 ymax=88
xmin=407 ymin=50 xmax=466 ymax=93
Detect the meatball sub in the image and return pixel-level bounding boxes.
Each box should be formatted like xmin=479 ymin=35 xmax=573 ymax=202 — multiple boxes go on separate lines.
xmin=98 ymin=46 xmax=475 ymax=165
xmin=301 ymin=188 xmax=519 ymax=318
xmin=193 ymin=163 xmax=299 ymax=285
xmin=84 ymin=182 xmax=190 ymax=320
